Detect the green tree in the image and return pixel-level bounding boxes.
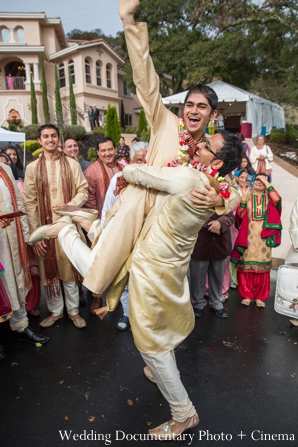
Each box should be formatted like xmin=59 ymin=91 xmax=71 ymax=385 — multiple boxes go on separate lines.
xmin=138 ymin=109 xmax=148 ymax=134
xmin=104 ymin=105 xmax=121 ymax=146
xmin=120 ymin=101 xmax=126 ymax=129
xmin=68 ymin=67 xmax=77 ymax=125
xmin=55 ymin=65 xmax=64 ymax=129
xmin=40 ymin=54 xmax=50 ymax=123
xmin=30 ymin=74 xmax=38 ymax=125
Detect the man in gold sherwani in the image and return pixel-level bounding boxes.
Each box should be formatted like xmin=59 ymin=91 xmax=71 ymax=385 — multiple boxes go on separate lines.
xmin=79 ymin=0 xmax=239 ymax=300
xmin=28 ymin=130 xmax=242 ymax=439
xmin=23 ymin=124 xmax=88 ymax=329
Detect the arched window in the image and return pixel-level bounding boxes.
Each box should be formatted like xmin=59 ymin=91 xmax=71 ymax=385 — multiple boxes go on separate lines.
xmin=68 ymin=59 xmax=75 ymax=84
xmin=96 ymin=62 xmax=101 ymax=86
xmin=85 ymin=58 xmax=91 ymax=84
xmin=59 ymin=63 xmax=66 ymax=88
xmin=106 ymin=64 xmax=111 ymax=88
xmin=1 ymin=28 xmax=9 ymax=43
xmin=16 ymin=27 xmax=25 ymax=43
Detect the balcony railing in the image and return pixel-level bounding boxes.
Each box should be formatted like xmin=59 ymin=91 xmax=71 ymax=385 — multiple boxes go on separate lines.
xmin=0 ymin=76 xmax=26 ymax=91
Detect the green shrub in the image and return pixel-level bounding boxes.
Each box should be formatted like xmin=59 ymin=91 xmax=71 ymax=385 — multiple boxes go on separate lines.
xmin=140 ymin=129 xmax=151 ymax=142
xmin=32 ymin=148 xmax=43 ymax=159
xmin=20 ymin=140 xmax=41 ymax=153
xmin=121 ymin=127 xmax=138 ymax=134
xmin=93 ymin=127 xmax=105 ymax=135
xmin=285 ymin=123 xmax=298 ymax=145
xmin=22 ymin=124 xmax=40 ymax=140
xmin=138 ymin=109 xmax=148 ymax=134
xmin=63 ymin=125 xmax=86 ymax=141
xmin=8 ymin=123 xmax=16 ymax=131
xmin=270 ymin=129 xmax=285 ymax=143
xmin=88 ymin=147 xmax=97 ymax=162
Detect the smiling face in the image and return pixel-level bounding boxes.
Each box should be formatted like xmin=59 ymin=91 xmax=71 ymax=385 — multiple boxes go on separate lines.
xmin=253 ymin=176 xmax=266 ymax=193
xmin=183 ymin=93 xmax=217 ymax=141
xmin=195 ymin=133 xmax=224 ymax=170
xmin=238 ymin=171 xmax=248 ymax=187
xmin=97 ymin=141 xmax=116 ymax=165
xmin=64 ymin=139 xmax=79 ymax=159
xmin=119 ymin=137 xmax=125 ymax=147
xmin=257 ymin=136 xmax=265 ymax=146
xmin=6 ymin=148 xmax=17 ymax=164
xmin=38 ymin=128 xmax=59 ymax=155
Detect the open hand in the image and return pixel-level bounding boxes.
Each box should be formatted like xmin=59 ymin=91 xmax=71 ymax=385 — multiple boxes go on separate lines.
xmin=33 ymin=240 xmax=47 ymax=257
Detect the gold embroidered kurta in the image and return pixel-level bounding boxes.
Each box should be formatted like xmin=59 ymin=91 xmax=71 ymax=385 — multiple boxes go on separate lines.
xmin=121 ymin=164 xmax=215 ymax=354
xmin=83 ymin=22 xmax=239 ymax=296
xmin=23 ymin=154 xmax=88 ymax=285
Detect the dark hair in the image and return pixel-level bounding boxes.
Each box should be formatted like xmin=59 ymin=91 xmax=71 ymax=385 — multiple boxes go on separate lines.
xmin=2 ymin=146 xmax=24 ymax=173
xmin=240 ymin=154 xmax=255 ymax=175
xmin=237 ymin=133 xmax=245 ymax=142
xmin=0 ymin=151 xmax=19 ymax=180
xmin=132 ymin=137 xmax=140 ymax=143
xmin=37 ymin=124 xmax=60 ymax=139
xmin=96 ymin=136 xmax=115 ymax=150
xmin=184 ymin=83 xmax=218 ymax=113
xmin=216 ymin=131 xmax=243 ymax=176
xmin=238 ymin=169 xmax=248 ymax=177
xmin=255 ymin=172 xmax=270 ymax=182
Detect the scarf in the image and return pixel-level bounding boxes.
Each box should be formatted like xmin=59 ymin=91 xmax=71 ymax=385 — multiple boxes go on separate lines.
xmin=0 ymin=166 xmax=32 ymax=290
xmin=231 ymin=195 xmax=282 ymax=263
xmin=97 ymin=158 xmax=123 ymax=198
xmin=36 ymin=153 xmax=73 ymax=297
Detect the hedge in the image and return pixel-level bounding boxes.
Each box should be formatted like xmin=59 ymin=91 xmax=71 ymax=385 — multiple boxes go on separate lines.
xmin=270 ymin=129 xmax=285 ymax=143
xmin=20 ymin=140 xmax=41 ymax=153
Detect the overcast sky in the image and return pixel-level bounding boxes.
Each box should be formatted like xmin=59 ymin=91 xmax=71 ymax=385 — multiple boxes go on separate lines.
xmin=1 ymin=0 xmax=123 ymax=37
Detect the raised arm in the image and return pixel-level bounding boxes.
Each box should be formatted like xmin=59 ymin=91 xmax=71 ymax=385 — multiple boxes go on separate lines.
xmin=119 ymin=0 xmax=167 ymax=131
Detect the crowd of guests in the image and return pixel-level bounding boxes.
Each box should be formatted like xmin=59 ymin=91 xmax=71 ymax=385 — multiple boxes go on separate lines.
xmin=0 ymin=126 xmax=292 ymax=362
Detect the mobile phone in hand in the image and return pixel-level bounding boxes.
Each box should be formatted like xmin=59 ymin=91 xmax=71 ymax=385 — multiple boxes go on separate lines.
xmin=245 ymin=175 xmax=253 ymax=187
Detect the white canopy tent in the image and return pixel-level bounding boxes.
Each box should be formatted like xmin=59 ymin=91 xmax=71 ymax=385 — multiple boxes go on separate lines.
xmin=0 ymin=128 xmax=26 ymax=168
xmin=162 ymin=80 xmax=285 ymax=138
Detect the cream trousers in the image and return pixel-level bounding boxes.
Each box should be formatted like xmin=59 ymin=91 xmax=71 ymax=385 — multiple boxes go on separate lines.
xmin=141 ymin=350 xmax=196 ymax=422
xmin=57 ymin=221 xmax=111 ymax=278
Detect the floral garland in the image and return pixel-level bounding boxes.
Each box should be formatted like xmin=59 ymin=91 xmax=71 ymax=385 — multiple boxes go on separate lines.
xmin=168 ymin=116 xmax=231 ymax=199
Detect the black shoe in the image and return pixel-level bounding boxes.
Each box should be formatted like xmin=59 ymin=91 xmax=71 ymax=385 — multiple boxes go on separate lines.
xmin=194 ymin=309 xmax=203 ymax=318
xmin=0 ymin=342 xmax=5 ymax=360
xmin=12 ymin=326 xmax=49 ymax=345
xmin=213 ymin=308 xmax=228 ymax=318
xmin=117 ymin=315 xmax=130 ymax=331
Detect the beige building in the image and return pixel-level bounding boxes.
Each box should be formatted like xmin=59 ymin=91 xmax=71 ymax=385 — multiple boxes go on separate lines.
xmin=0 ymin=12 xmax=141 ymax=130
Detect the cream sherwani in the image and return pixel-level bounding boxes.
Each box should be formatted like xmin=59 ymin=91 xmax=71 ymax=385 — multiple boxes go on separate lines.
xmin=0 ymin=163 xmax=30 ymax=311
xmin=23 ymin=154 xmax=88 ymax=285
xmin=122 ymin=164 xmax=215 ymax=354
xmin=83 ymin=22 xmax=239 ymax=296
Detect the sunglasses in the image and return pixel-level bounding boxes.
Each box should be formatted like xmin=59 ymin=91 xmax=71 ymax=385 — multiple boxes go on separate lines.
xmin=196 ymin=142 xmax=222 ymax=160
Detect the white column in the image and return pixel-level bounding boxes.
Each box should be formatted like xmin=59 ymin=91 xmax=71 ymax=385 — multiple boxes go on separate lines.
xmin=9 ymin=28 xmax=16 ymax=43
xmin=33 ymin=63 xmax=40 ymax=83
xmin=25 ymin=64 xmax=31 ymax=84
